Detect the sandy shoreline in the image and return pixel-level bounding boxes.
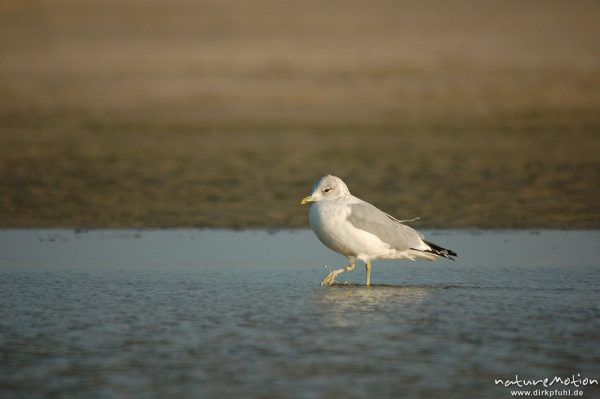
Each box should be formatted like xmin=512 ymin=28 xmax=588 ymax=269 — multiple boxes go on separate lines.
xmin=1 ymin=1 xmax=599 ymax=228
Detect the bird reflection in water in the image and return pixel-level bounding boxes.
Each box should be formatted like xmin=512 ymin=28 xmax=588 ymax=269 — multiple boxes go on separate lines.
xmin=317 ymin=284 xmax=434 ymax=328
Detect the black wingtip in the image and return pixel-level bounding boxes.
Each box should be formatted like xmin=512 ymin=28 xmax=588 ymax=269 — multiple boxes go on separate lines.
xmin=423 ymin=240 xmax=457 ymax=260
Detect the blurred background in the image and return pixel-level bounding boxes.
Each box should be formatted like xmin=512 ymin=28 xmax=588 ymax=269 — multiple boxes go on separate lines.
xmin=1 ymin=0 xmax=599 ymax=228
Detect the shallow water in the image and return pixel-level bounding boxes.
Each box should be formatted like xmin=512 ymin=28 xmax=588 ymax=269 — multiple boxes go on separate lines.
xmin=1 ymin=230 xmax=599 ymax=398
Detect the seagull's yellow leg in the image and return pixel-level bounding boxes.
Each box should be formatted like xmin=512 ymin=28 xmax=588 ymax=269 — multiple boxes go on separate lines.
xmin=365 ymin=261 xmax=372 ymax=286
xmin=320 ymin=262 xmax=355 ymax=286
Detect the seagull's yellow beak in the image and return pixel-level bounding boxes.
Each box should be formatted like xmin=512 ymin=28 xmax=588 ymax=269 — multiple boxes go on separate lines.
xmin=300 ymin=195 xmax=315 ymax=205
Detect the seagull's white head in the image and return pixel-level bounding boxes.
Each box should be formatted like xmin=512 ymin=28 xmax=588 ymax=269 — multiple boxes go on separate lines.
xmin=300 ymin=175 xmax=351 ymax=205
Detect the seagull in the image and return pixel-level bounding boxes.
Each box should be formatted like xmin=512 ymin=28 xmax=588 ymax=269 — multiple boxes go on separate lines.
xmin=300 ymin=175 xmax=457 ymax=286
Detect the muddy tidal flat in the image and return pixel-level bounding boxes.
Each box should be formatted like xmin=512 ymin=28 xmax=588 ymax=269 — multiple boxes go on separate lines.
xmin=1 ymin=1 xmax=600 ymax=228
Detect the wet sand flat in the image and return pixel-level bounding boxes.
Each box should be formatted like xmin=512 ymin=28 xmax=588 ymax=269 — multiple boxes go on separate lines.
xmin=1 ymin=1 xmax=599 ymax=228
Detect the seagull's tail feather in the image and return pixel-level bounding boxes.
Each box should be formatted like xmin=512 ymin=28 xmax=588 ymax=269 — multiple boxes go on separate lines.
xmin=421 ymin=240 xmax=457 ymax=261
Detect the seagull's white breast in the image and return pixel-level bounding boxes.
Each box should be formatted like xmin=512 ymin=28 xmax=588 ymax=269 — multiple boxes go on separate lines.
xmin=308 ymin=198 xmax=393 ymax=261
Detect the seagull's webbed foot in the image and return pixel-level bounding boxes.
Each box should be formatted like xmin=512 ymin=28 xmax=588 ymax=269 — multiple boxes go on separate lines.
xmin=320 ymin=262 xmax=355 ymax=286
xmin=320 ymin=271 xmax=338 ymax=286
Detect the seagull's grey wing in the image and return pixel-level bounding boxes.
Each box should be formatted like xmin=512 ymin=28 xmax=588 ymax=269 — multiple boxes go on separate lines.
xmin=347 ymin=202 xmax=425 ymax=250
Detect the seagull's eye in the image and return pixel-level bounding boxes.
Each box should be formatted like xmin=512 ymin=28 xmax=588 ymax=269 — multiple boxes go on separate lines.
xmin=323 ymin=187 xmax=332 ymax=193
